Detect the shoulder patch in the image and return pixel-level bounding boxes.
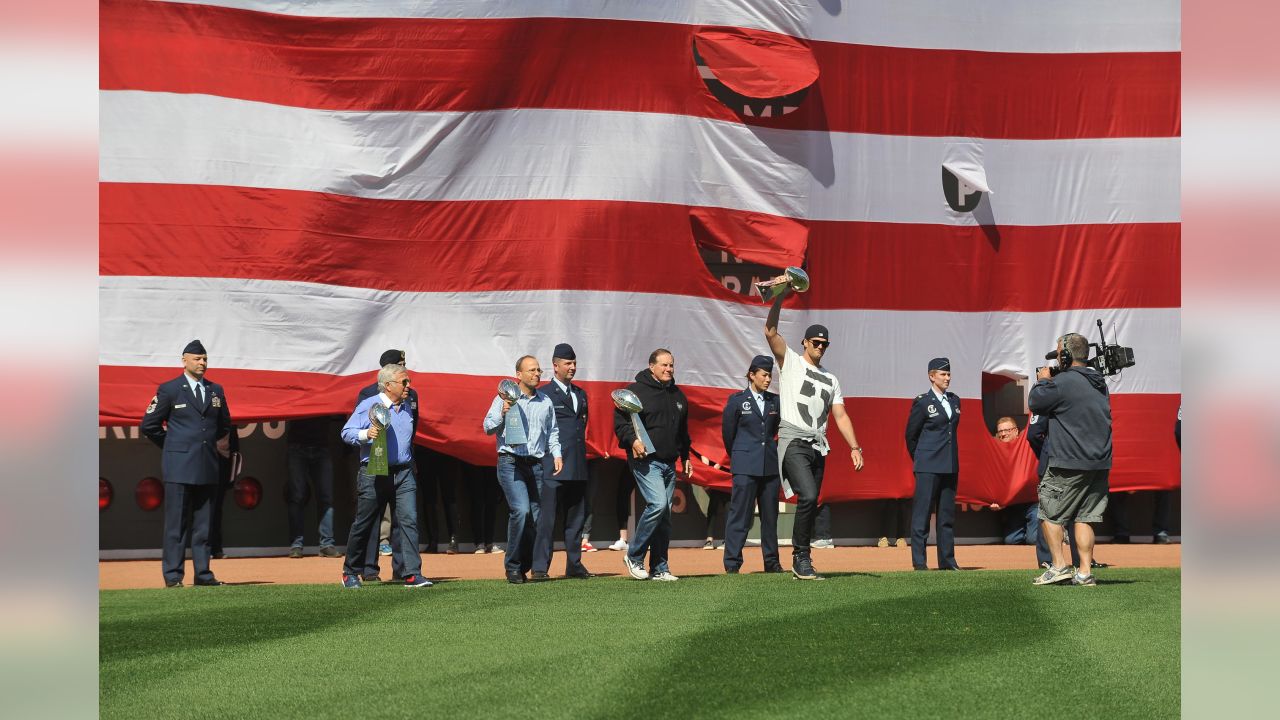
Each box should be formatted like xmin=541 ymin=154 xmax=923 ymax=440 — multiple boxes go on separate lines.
xmin=145 ymin=395 xmax=158 ymax=414
xmin=1029 ymin=414 xmax=1040 ymax=425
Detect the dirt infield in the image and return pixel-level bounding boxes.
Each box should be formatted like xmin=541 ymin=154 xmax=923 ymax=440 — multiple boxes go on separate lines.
xmin=99 ymin=543 xmax=1180 ymax=589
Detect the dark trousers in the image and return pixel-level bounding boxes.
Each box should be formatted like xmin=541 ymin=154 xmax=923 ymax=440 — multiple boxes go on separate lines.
xmin=1001 ymin=502 xmax=1039 ymax=545
xmin=703 ymin=489 xmax=729 ymax=539
xmin=879 ymin=498 xmax=911 ymax=539
xmin=496 ymin=454 xmax=542 ymax=574
xmin=814 ymin=502 xmax=833 ymax=541
xmin=286 ymin=444 xmax=335 ymax=548
xmin=533 ymin=476 xmax=588 ymax=574
xmin=1111 ymin=490 xmax=1173 ymax=539
xmin=911 ymin=472 xmax=958 ymax=569
xmin=465 ymin=462 xmax=500 ymax=547
xmin=343 ymin=466 xmax=421 ymax=579
xmin=614 ymin=464 xmax=635 ymax=533
xmin=418 ymin=447 xmax=459 ymax=548
xmin=209 ymin=480 xmax=228 ymax=555
xmin=783 ymin=443 xmax=825 ymax=556
xmin=162 ymin=482 xmax=216 ymax=584
xmin=723 ymin=474 xmax=781 ymax=572
xmin=580 ymin=469 xmax=598 ymax=541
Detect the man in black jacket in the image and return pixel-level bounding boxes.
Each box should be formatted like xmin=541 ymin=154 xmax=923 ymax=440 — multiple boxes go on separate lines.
xmin=613 ymin=348 xmax=693 ymax=582
xmin=1029 ymin=333 xmax=1113 ymax=587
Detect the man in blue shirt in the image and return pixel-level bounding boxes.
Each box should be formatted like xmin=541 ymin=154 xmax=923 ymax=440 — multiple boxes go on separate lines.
xmin=483 ymin=355 xmax=563 ymax=584
xmin=339 ymin=364 xmax=431 ymax=588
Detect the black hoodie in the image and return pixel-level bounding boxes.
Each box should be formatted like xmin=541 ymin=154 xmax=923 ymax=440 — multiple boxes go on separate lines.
xmin=613 ymin=369 xmax=691 ymax=464
xmin=1028 ymin=366 xmax=1112 ymax=471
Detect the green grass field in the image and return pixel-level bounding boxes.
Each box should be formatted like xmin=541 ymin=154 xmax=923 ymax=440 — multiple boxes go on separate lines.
xmin=101 ymin=568 xmax=1179 ymax=719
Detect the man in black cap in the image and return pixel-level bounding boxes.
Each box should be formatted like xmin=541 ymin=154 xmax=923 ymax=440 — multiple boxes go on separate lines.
xmin=720 ymin=354 xmax=783 ymax=574
xmin=532 ymin=343 xmax=594 ymax=579
xmin=354 ymin=348 xmax=421 ymax=580
xmin=904 ymin=357 xmax=962 ymax=571
xmin=140 ymin=339 xmax=233 ymax=587
xmin=765 ymin=294 xmax=864 ymax=581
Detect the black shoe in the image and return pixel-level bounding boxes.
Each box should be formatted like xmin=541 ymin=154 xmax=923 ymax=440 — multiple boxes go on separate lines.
xmin=791 ymin=554 xmax=823 ymax=581
xmin=763 ymin=565 xmax=785 ymax=574
xmin=724 ymin=568 xmax=740 ymax=574
xmin=530 ymin=571 xmax=550 ymax=582
xmin=211 ymin=552 xmax=227 ymax=560
xmin=507 ymin=571 xmax=526 ymax=584
xmin=913 ymin=565 xmax=929 ymax=571
xmin=288 ymin=547 xmax=304 ymax=559
xmin=1113 ymin=536 xmax=1131 ymax=544
xmin=447 ymin=536 xmax=459 ymax=555
xmin=941 ymin=565 xmax=963 ymax=571
xmin=565 ymin=568 xmax=596 ymax=579
xmin=1154 ymin=533 xmax=1171 ymax=544
xmin=318 ymin=545 xmax=341 ymax=558
xmin=194 ymin=578 xmax=225 ymax=586
xmin=164 ymin=579 xmax=182 ymax=588
xmin=1091 ymin=560 xmax=1110 ymax=569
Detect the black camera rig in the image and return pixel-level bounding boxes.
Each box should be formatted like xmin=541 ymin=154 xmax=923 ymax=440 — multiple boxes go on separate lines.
xmin=1037 ymin=319 xmax=1136 ymax=378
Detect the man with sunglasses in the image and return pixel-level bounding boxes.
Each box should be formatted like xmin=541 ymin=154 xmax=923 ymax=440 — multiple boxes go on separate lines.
xmin=354 ymin=349 xmax=421 ymax=580
xmin=765 ymin=293 xmax=865 ymax=580
xmin=340 ymin=363 xmax=431 ymax=588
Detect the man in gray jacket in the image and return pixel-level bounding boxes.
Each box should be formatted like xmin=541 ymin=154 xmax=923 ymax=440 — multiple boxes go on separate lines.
xmin=1028 ymin=333 xmax=1113 ymax=587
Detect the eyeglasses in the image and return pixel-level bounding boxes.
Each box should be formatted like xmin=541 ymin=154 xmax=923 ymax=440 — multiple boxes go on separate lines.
xmin=808 ymin=339 xmax=829 ymax=349
xmin=522 ymin=368 xmax=543 ymax=375
xmin=392 ymin=379 xmax=411 ymax=386
xmin=996 ymin=428 xmax=1017 ymax=434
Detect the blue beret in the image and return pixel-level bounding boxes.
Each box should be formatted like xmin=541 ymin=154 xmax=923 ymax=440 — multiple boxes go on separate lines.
xmin=553 ymin=343 xmax=576 ymax=360
xmin=928 ymin=357 xmax=950 ymax=372
xmin=379 ymin=349 xmax=405 ymax=366
xmin=183 ymin=339 xmax=207 ymax=355
xmin=749 ymin=354 xmax=774 ymax=373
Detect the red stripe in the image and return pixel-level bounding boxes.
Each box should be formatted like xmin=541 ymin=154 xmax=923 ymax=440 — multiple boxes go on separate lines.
xmin=101 ymin=365 xmax=1181 ymax=501
xmin=99 ymin=0 xmax=1180 ymax=139
xmin=100 ymin=183 xmax=1180 ymax=311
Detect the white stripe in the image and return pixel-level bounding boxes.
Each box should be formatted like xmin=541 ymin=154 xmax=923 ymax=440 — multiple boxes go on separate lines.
xmin=100 ymin=91 xmax=1181 ymax=226
xmin=99 ymin=277 xmax=1180 ymax=397
xmin=154 ymin=0 xmax=1181 ymax=53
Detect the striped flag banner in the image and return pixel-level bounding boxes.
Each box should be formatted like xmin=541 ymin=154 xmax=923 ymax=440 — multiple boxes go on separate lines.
xmin=100 ymin=0 xmax=1180 ymax=505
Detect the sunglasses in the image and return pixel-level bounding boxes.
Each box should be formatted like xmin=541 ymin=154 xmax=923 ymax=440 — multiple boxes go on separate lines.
xmin=808 ymin=339 xmax=830 ymax=349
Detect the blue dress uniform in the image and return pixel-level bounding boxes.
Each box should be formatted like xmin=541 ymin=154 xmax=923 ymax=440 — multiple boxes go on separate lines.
xmin=720 ymin=355 xmax=783 ymax=573
xmin=139 ymin=340 xmax=233 ymax=586
xmin=904 ymin=357 xmax=961 ymax=570
xmin=534 ymin=343 xmax=593 ymax=577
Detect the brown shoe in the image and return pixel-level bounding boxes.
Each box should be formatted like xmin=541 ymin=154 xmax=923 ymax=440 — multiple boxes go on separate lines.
xmin=318 ymin=546 xmax=340 ymax=558
xmin=288 ymin=547 xmax=304 ymax=559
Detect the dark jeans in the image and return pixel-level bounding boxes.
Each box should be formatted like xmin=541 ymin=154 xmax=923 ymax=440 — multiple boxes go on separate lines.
xmin=162 ymin=482 xmax=216 ymax=584
xmin=783 ymin=443 xmax=825 ymax=556
xmin=1001 ymin=502 xmax=1039 ymax=545
xmin=1111 ymin=490 xmax=1173 ymax=538
xmin=878 ymin=498 xmax=912 ymax=539
xmin=496 ymin=454 xmax=542 ymax=574
xmin=910 ymin=472 xmax=958 ymax=569
xmin=533 ymin=475 xmax=588 ymax=574
xmin=209 ymin=480 xmax=228 ymax=555
xmin=464 ymin=462 xmax=500 ymax=547
xmin=614 ymin=463 xmax=636 ymax=534
xmin=814 ymin=502 xmax=832 ymax=541
xmin=286 ymin=444 xmax=335 ymax=548
xmin=703 ymin=489 xmax=729 ymax=539
xmin=418 ymin=447 xmax=459 ymax=548
xmin=723 ymin=474 xmax=781 ymax=572
xmin=342 ymin=466 xmax=421 ymax=579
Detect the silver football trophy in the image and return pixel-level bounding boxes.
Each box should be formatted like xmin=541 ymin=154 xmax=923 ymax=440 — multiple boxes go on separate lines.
xmin=755 ymin=266 xmax=810 ymax=303
xmin=611 ymin=389 xmax=655 ymax=455
xmin=367 ymin=402 xmax=392 ymax=475
xmin=497 ymin=379 xmax=528 ymax=445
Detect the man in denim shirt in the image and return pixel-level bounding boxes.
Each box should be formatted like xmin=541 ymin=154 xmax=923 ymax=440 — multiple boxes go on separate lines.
xmin=339 ymin=364 xmax=432 ymax=589
xmin=483 ymin=355 xmax=563 ymax=584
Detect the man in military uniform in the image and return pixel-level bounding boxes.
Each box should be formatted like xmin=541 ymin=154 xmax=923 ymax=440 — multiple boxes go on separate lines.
xmin=720 ymin=355 xmax=783 ymax=574
xmin=904 ymin=357 xmax=961 ymax=571
xmin=532 ymin=343 xmax=594 ymax=579
xmin=140 ymin=339 xmax=233 ymax=587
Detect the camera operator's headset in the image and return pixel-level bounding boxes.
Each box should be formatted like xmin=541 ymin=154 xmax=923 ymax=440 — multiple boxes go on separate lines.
xmin=1057 ymin=333 xmax=1085 ymax=367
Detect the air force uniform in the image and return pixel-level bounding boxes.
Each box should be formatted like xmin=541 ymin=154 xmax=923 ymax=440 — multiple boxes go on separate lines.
xmin=904 ymin=357 xmax=961 ymax=570
xmin=720 ymin=355 xmax=783 ymax=573
xmin=140 ymin=339 xmax=232 ymax=586
xmin=534 ymin=343 xmax=593 ymax=577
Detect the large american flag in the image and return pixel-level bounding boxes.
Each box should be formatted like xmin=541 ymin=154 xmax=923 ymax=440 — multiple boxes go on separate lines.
xmin=99 ymin=0 xmax=1181 ymax=505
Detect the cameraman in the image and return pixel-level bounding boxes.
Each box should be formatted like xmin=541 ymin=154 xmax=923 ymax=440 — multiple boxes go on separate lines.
xmin=1028 ymin=333 xmax=1112 ymax=587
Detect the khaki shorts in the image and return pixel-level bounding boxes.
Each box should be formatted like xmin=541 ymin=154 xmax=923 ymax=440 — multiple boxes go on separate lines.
xmin=1037 ymin=467 xmax=1109 ymax=525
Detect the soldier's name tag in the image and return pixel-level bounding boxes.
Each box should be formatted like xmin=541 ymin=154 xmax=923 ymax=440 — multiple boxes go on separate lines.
xmin=174 ymin=403 xmax=188 ymax=409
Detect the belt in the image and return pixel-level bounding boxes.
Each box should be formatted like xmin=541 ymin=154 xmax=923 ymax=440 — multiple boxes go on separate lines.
xmin=360 ymin=462 xmax=411 ymax=473
xmin=500 ymin=453 xmax=542 ymax=464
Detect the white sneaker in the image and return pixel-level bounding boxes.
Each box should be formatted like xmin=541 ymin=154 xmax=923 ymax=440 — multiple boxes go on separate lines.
xmin=811 ymin=538 xmax=835 ymax=549
xmin=607 ymin=538 xmax=629 ymax=552
xmin=622 ymin=555 xmax=650 ymax=580
xmin=650 ymin=571 xmax=679 ymax=582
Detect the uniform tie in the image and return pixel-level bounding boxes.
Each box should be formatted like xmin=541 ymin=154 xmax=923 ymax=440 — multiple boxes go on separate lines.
xmin=196 ymin=382 xmax=205 ymax=406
